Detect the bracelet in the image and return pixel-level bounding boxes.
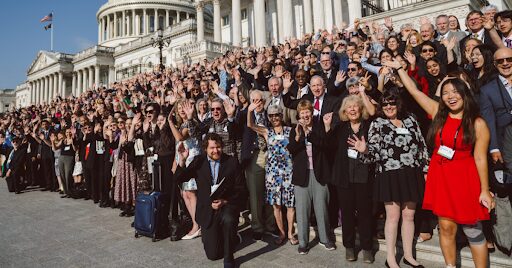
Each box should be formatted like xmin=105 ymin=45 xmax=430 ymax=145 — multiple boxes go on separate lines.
xmin=396 ymin=66 xmax=403 ymax=71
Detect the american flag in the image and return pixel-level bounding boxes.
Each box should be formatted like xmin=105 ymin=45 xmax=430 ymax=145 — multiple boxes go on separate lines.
xmin=40 ymin=12 xmax=53 ymax=23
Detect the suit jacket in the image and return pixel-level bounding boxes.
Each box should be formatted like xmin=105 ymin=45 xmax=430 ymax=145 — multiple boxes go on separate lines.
xmin=460 ymin=29 xmax=498 ymax=54
xmin=479 ymin=77 xmax=512 ymax=151
xmin=438 ymin=30 xmax=467 ymax=65
xmin=286 ymin=124 xmax=333 ymax=187
xmin=174 ymin=154 xmax=247 ymax=229
xmin=282 ymin=91 xmax=341 ymax=121
xmin=264 ymin=94 xmax=297 ymax=125
xmin=236 ymin=108 xmax=267 ymax=166
xmin=7 ymin=145 xmax=27 ymax=177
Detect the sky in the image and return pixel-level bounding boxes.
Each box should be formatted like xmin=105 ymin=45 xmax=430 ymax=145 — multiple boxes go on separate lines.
xmin=0 ymin=0 xmax=105 ymax=89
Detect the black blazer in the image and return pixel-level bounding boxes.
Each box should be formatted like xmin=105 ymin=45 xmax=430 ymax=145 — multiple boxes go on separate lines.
xmin=326 ymin=121 xmax=373 ymax=188
xmin=235 ymin=108 xmax=267 ymax=167
xmin=282 ymin=91 xmax=341 ymax=120
xmin=174 ymin=154 xmax=247 ymax=229
xmin=7 ymin=145 xmax=27 ymax=177
xmin=286 ymin=124 xmax=333 ymax=187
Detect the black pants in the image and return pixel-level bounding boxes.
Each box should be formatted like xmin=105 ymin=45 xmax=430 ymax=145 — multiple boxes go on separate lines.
xmin=84 ymin=166 xmax=92 ymax=198
xmin=90 ymin=160 xmax=104 ymax=202
xmin=40 ymin=158 xmax=54 ymax=189
xmin=337 ymin=183 xmax=373 ymax=250
xmin=157 ymin=155 xmax=178 ymax=221
xmin=101 ymin=161 xmax=113 ymax=203
xmin=201 ymin=206 xmax=239 ymax=262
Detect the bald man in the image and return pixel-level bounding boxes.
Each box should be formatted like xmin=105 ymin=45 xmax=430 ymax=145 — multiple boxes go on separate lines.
xmin=479 ymin=47 xmax=512 ymax=164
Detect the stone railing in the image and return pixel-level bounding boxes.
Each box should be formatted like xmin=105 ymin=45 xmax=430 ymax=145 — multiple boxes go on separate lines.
xmin=178 ymin=40 xmax=235 ymax=56
xmin=73 ymin=45 xmax=115 ymax=62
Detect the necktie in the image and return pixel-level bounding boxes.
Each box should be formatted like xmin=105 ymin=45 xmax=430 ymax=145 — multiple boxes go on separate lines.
xmin=506 ymin=39 xmax=512 ymax=48
xmin=314 ymin=98 xmax=320 ymax=111
xmin=472 ymin=33 xmax=479 ymax=40
xmin=210 ymin=160 xmax=218 ymax=185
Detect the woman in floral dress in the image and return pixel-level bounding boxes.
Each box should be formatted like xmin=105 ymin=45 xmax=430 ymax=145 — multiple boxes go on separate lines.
xmin=247 ymin=101 xmax=296 ymax=245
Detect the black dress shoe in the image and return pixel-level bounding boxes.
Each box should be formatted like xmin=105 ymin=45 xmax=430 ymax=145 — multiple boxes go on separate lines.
xmin=252 ymin=232 xmax=263 ymax=241
xmin=119 ymin=211 xmax=127 ymax=217
xmin=60 ymin=195 xmax=68 ymax=198
xmin=15 ymin=191 xmax=21 ymax=194
xmin=403 ymin=259 xmax=424 ymax=268
xmin=93 ymin=200 xmax=99 ymax=204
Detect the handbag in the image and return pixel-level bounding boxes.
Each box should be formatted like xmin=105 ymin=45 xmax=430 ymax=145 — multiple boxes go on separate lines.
xmin=493 ymin=195 xmax=512 ymax=253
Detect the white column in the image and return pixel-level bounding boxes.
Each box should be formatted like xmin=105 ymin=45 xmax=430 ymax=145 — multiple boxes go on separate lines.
xmin=82 ymin=68 xmax=88 ymax=92
xmin=122 ymin=10 xmax=126 ymax=36
xmin=333 ymin=0 xmax=343 ymax=28
xmin=114 ymin=12 xmax=118 ymax=38
xmin=177 ymin=11 xmax=181 ymax=23
xmin=136 ymin=13 xmax=140 ymax=35
xmin=58 ymin=72 xmax=63 ymax=97
xmin=276 ymin=0 xmax=284 ymax=43
xmin=47 ymin=75 xmax=52 ymax=101
xmin=77 ymin=71 xmax=83 ymax=95
xmin=42 ymin=76 xmax=47 ymax=104
xmin=108 ymin=67 xmax=115 ymax=84
xmin=88 ymin=67 xmax=94 ymax=89
xmin=232 ymin=0 xmax=242 ymax=46
xmin=254 ymin=0 xmax=267 ymax=47
xmin=347 ymin=0 xmax=362 ymax=26
xmin=34 ymin=80 xmax=38 ymax=104
xmin=98 ymin=19 xmax=102 ymax=43
xmin=106 ymin=15 xmax=111 ymax=40
xmin=154 ymin=9 xmax=159 ymax=31
xmin=282 ymin=0 xmax=294 ymax=40
xmin=165 ymin=9 xmax=169 ymax=28
xmin=53 ymin=73 xmax=58 ymax=99
xmin=62 ymin=79 xmax=67 ymax=97
xmin=72 ymin=73 xmax=76 ymax=96
xmin=95 ymin=65 xmax=100 ymax=88
xmin=303 ymin=0 xmax=313 ymax=34
xmin=213 ymin=0 xmax=221 ymax=42
xmin=196 ymin=3 xmax=204 ymax=42
xmin=145 ymin=9 xmax=149 ymax=34
xmin=324 ymin=0 xmax=334 ymax=31
xmin=132 ymin=10 xmax=136 ymax=35
xmin=313 ymin=0 xmax=325 ymax=31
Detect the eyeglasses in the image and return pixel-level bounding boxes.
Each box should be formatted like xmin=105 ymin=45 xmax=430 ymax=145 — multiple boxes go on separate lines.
xmin=145 ymin=109 xmax=154 ymax=113
xmin=347 ymin=68 xmax=358 ymax=72
xmin=495 ymin=57 xmax=512 ymax=65
xmin=211 ymin=107 xmax=222 ymax=111
xmin=382 ymin=101 xmax=397 ymax=107
xmin=422 ymin=48 xmax=435 ymax=53
xmin=268 ymin=114 xmax=281 ymax=118
xmin=321 ymin=52 xmax=330 ymax=55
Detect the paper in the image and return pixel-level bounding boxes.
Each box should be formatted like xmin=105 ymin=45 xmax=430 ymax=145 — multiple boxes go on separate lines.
xmin=210 ymin=177 xmax=226 ymax=197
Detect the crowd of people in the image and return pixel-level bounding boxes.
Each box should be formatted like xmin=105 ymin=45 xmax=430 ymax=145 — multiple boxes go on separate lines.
xmin=2 ymin=4 xmax=512 ymax=268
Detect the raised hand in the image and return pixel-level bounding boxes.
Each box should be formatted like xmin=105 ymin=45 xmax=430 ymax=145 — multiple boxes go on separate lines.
xmin=274 ymin=65 xmax=285 ymax=78
xmin=177 ymin=142 xmax=189 ymax=165
xmin=358 ymin=71 xmax=371 ymax=89
xmin=282 ymin=72 xmax=293 ymax=91
xmin=383 ymin=59 xmax=402 ymax=70
xmin=404 ymin=51 xmax=416 ymax=67
xmin=347 ymin=134 xmax=367 ymax=153
xmin=336 ymin=70 xmax=347 ymax=84
xmin=483 ymin=15 xmax=495 ymax=30
xmin=183 ymin=100 xmax=195 ymax=120
xmin=384 ymin=17 xmax=393 ymax=29
xmin=223 ymin=99 xmax=236 ymax=118
xmin=354 ymin=18 xmax=360 ymax=30
xmin=248 ymin=99 xmax=261 ymax=112
xmin=323 ymin=112 xmax=333 ymax=127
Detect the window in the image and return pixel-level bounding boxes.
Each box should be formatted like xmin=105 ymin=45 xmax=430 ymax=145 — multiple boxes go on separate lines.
xmin=241 ymin=9 xmax=247 ymax=20
xmin=222 ymin=15 xmax=230 ymax=26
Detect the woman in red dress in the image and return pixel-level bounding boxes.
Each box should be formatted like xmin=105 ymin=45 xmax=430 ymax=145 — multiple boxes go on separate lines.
xmin=386 ymin=59 xmax=495 ymax=268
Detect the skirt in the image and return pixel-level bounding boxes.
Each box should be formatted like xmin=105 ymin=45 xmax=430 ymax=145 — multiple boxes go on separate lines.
xmin=374 ymin=167 xmax=425 ymax=203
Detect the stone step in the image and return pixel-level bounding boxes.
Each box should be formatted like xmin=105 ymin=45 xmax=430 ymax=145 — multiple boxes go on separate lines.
xmin=238 ymin=212 xmax=511 ymax=268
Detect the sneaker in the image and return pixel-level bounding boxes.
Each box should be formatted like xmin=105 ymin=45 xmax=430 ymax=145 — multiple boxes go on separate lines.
xmin=363 ymin=250 xmax=374 ymax=263
xmin=298 ymin=246 xmax=309 ymax=255
xmin=319 ymin=241 xmax=336 ymax=251
xmin=345 ymin=248 xmax=356 ymax=261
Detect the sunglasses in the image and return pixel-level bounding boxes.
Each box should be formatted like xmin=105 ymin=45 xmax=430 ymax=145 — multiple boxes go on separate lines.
xmin=145 ymin=109 xmax=154 ymax=113
xmin=382 ymin=101 xmax=397 ymax=107
xmin=347 ymin=67 xmax=358 ymax=72
xmin=321 ymin=52 xmax=331 ymax=55
xmin=422 ymin=48 xmax=435 ymax=53
xmin=268 ymin=114 xmax=281 ymax=118
xmin=495 ymin=57 xmax=512 ymax=65
xmin=211 ymin=107 xmax=222 ymax=111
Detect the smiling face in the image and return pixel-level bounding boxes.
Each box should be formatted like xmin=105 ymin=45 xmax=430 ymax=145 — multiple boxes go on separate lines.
xmin=494 ymin=48 xmax=512 ymax=78
xmin=156 ymin=114 xmax=166 ymax=129
xmin=448 ymin=16 xmax=459 ymax=30
xmin=344 ymin=100 xmax=362 ymax=122
xmin=310 ymin=77 xmax=325 ymax=97
xmin=497 ymin=16 xmax=512 ymax=36
xmin=206 ymin=139 xmax=222 ymax=161
xmin=441 ymin=82 xmax=464 ymax=113
xmin=295 ymin=70 xmax=308 ymax=87
xmin=386 ymin=37 xmax=399 ymax=51
xmin=380 ymin=51 xmax=392 ymax=64
xmin=426 ymin=60 xmax=441 ymax=76
xmin=268 ymin=78 xmax=281 ymax=97
xmin=420 ymin=44 xmax=436 ymax=60
xmin=420 ymin=24 xmax=434 ymax=41
xmin=471 ymin=47 xmax=484 ymax=69
xmin=268 ymin=113 xmax=282 ymax=127
xmin=467 ymin=13 xmax=483 ymax=33
xmin=436 ymin=16 xmax=449 ymax=35
xmin=210 ymin=101 xmax=224 ymax=121
xmin=298 ymin=109 xmax=313 ymax=127
xmin=381 ymin=99 xmax=398 ymax=119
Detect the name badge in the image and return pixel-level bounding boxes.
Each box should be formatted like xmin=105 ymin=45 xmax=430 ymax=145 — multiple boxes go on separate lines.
xmin=395 ymin=127 xmax=410 ymax=135
xmin=223 ymin=125 xmax=228 ymax=132
xmin=437 ymin=145 xmax=455 ymax=159
xmin=209 ymin=127 xmax=214 ymax=133
xmin=347 ymin=149 xmax=358 ymax=159
xmin=96 ymin=141 xmax=105 ymax=155
xmin=64 ymin=146 xmax=71 ymax=151
xmin=275 ymin=135 xmax=284 ymax=141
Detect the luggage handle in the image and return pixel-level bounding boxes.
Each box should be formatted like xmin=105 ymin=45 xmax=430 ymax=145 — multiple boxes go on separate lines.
xmin=152 ymin=160 xmax=162 ymax=192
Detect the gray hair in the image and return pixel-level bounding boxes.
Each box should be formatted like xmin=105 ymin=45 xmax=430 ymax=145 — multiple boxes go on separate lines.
xmin=400 ymin=23 xmax=413 ymax=30
xmin=268 ymin=76 xmax=282 ymax=88
xmin=481 ymin=4 xmax=498 ymax=13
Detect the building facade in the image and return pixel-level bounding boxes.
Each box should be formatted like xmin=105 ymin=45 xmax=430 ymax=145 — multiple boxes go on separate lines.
xmin=17 ymin=0 xmax=512 ymax=107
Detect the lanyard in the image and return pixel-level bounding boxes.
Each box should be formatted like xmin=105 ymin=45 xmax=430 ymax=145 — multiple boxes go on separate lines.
xmin=439 ymin=122 xmax=462 ymax=150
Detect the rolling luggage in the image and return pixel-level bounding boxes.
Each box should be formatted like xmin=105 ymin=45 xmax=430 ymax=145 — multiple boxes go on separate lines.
xmin=134 ymin=160 xmax=170 ymax=241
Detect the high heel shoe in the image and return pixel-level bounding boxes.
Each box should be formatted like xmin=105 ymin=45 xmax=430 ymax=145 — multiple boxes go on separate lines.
xmin=385 ymin=260 xmax=401 ymax=268
xmin=403 ymin=258 xmax=424 ymax=268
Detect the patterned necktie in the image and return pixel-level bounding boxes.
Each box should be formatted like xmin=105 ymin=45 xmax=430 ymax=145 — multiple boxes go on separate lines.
xmin=506 ymin=39 xmax=512 ymax=48
xmin=472 ymin=33 xmax=479 ymax=40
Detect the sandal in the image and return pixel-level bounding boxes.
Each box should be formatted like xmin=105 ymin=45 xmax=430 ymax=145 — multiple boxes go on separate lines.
xmin=288 ymin=236 xmax=299 ymax=245
xmin=274 ymin=236 xmax=286 ymax=245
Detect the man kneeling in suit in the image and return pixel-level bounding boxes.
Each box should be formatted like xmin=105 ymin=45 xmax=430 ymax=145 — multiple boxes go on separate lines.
xmin=175 ymin=133 xmax=246 ymax=268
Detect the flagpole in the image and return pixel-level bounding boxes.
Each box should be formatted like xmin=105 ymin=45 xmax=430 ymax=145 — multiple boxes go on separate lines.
xmin=51 ymin=11 xmax=54 ymax=51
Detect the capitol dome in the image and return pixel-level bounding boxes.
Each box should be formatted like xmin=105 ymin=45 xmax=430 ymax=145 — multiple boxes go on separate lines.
xmin=96 ymin=0 xmax=210 ymax=47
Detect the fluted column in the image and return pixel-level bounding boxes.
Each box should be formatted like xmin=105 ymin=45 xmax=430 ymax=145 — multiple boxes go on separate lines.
xmin=165 ymin=9 xmax=169 ymax=28
xmin=333 ymin=0 xmax=343 ymax=27
xmin=303 ymin=0 xmax=313 ymax=34
xmin=213 ymin=0 xmax=221 ymax=42
xmin=196 ymin=3 xmax=204 ymax=42
xmin=82 ymin=68 xmax=87 ymax=92
xmin=62 ymin=79 xmax=67 ymax=97
xmin=72 ymin=73 xmax=76 ymax=96
xmin=277 ymin=0 xmax=284 ymax=43
xmin=114 ymin=12 xmax=118 ymax=38
xmin=347 ymin=0 xmax=362 ymax=26
xmin=34 ymin=80 xmax=39 ymax=104
xmin=232 ymin=0 xmax=242 ymax=46
xmin=95 ymin=65 xmax=100 ymax=87
xmin=132 ymin=10 xmax=136 ymax=35
xmin=143 ymin=9 xmax=148 ymax=34
xmin=313 ymin=0 xmax=325 ymax=31
xmin=42 ymin=76 xmax=47 ymax=104
xmin=282 ymin=0 xmax=294 ymax=40
xmin=88 ymin=67 xmax=94 ymax=89
xmin=177 ymin=11 xmax=181 ymax=23
xmin=324 ymin=0 xmax=334 ymax=31
xmin=106 ymin=15 xmax=111 ymax=40
xmin=122 ymin=10 xmax=126 ymax=36
xmin=58 ymin=72 xmax=63 ymax=97
xmin=154 ymin=9 xmax=159 ymax=31
xmin=47 ymin=76 xmax=52 ymax=101
xmin=98 ymin=19 xmax=102 ymax=43
xmin=52 ymin=73 xmax=57 ymax=99
xmin=77 ymin=71 xmax=83 ymax=95
xmin=254 ymin=0 xmax=267 ymax=46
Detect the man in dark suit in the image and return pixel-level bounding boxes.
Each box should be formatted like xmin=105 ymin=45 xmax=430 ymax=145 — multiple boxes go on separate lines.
xmin=318 ymin=54 xmax=343 ymax=95
xmin=480 ymin=47 xmax=512 ymax=164
xmin=32 ymin=119 xmax=55 ymax=191
xmin=5 ymin=136 xmax=27 ymax=194
xmin=175 ymin=133 xmax=246 ymax=268
xmin=460 ymin=10 xmax=498 ymax=54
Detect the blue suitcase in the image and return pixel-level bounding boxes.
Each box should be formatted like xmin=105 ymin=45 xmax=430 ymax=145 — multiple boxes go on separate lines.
xmin=134 ymin=161 xmax=170 ymax=241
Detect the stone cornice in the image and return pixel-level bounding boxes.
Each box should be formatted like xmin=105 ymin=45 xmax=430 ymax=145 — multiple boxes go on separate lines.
xmin=97 ymin=1 xmax=196 ymax=19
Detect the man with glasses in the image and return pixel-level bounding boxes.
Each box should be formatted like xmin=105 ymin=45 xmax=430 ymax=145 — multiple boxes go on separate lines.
xmin=480 ymin=48 xmax=512 ymax=165
xmin=460 ymin=11 xmax=498 ymax=54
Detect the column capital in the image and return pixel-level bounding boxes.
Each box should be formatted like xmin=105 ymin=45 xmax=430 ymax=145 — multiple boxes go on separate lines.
xmin=196 ymin=1 xmax=204 ymax=11
xmin=212 ymin=0 xmax=220 ymax=5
